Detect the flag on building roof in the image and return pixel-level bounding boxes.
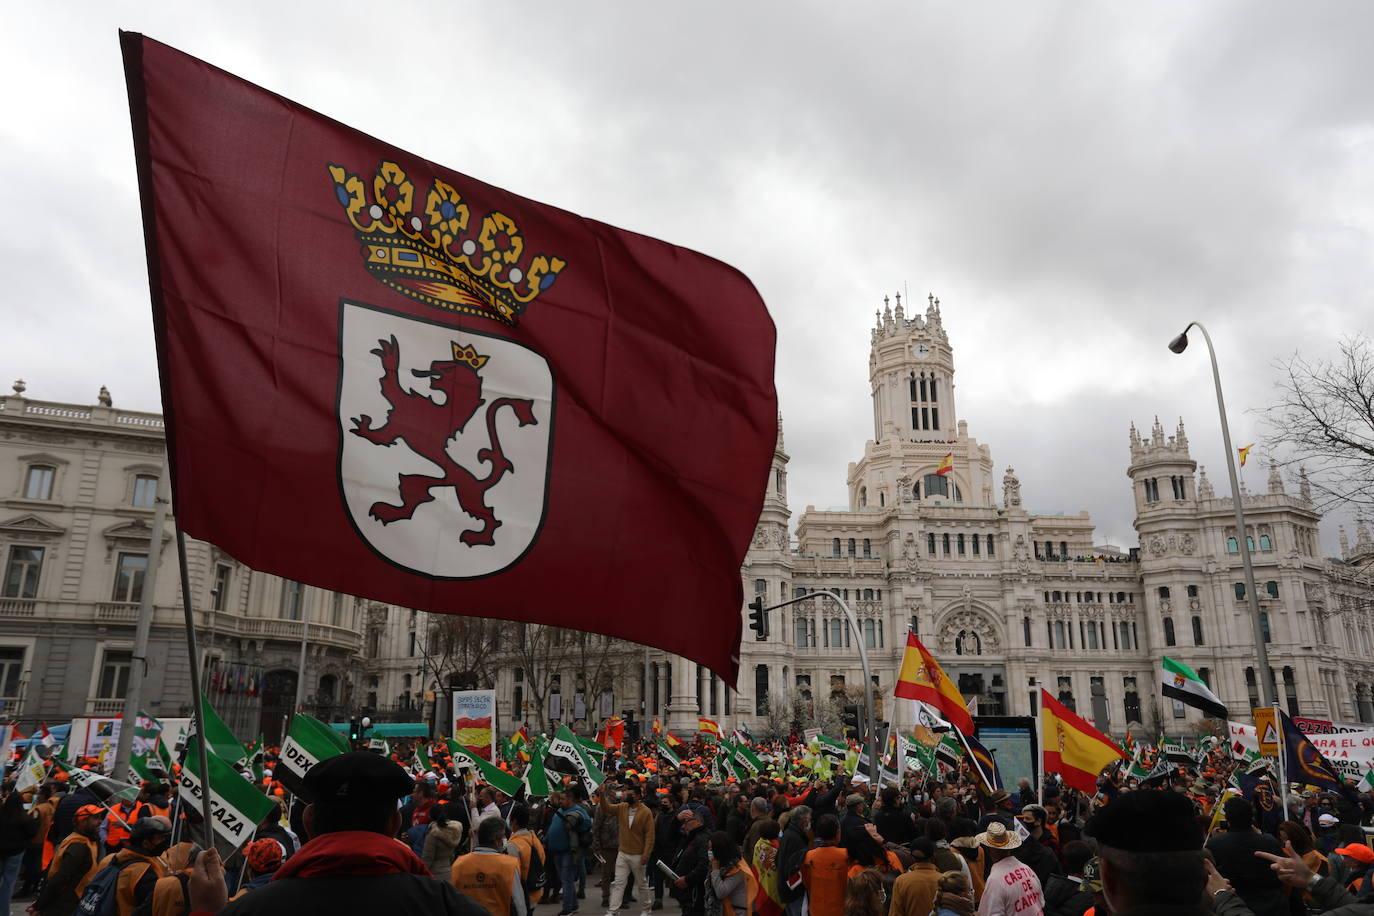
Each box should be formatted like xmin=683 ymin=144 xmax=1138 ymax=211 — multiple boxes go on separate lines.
xmin=1040 ymin=688 xmax=1126 ymax=793
xmin=936 ymin=453 xmax=954 ymax=476
xmin=1160 ymin=656 xmax=1228 ymax=719
xmin=120 ymin=32 xmax=777 ymax=688
xmin=1238 ymin=444 xmax=1254 ymax=467
xmin=895 ymin=632 xmax=974 ymax=736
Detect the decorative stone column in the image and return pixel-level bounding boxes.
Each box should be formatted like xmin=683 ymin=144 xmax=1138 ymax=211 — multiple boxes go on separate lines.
xmin=666 ymin=655 xmax=699 ymax=732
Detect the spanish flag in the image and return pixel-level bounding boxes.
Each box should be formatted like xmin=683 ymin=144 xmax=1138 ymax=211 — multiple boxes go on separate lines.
xmin=652 ymin=718 xmax=663 ymax=737
xmin=1040 ymin=688 xmax=1125 ymax=793
xmin=894 ymin=632 xmax=974 ymax=735
xmin=664 ymin=730 xmax=683 ymax=748
xmin=698 ymin=717 xmax=721 ymax=740
xmin=936 ymin=452 xmax=954 ymax=476
xmin=1238 ymin=443 xmax=1254 ymax=467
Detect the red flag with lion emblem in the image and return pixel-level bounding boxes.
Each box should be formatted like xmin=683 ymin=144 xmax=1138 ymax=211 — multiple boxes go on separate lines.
xmin=121 ymin=33 xmax=776 ymax=684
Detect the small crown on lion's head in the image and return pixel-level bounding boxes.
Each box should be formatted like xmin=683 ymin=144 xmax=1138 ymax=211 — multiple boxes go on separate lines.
xmin=451 ymin=342 xmax=489 ymax=371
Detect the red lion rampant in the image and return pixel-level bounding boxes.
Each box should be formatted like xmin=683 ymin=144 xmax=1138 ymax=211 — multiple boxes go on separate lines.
xmin=350 ymin=336 xmax=536 ymax=546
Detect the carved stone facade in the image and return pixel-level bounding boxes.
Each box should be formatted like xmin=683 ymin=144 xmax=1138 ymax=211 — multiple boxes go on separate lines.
xmin=0 ymin=387 xmax=364 ymax=742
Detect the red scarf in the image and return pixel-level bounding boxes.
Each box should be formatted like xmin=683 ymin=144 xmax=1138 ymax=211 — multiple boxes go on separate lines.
xmin=273 ymin=831 xmax=430 ymax=881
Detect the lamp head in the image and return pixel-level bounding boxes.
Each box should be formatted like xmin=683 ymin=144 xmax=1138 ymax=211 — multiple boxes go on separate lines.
xmin=1168 ymin=331 xmax=1190 ymax=354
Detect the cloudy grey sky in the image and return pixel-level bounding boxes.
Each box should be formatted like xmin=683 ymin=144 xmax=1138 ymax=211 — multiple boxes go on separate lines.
xmin=4 ymin=2 xmax=1372 ymax=552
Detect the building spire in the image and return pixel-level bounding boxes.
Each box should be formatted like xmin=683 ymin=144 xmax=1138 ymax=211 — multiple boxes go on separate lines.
xmin=1197 ymin=465 xmax=1214 ymax=498
xmin=1298 ymin=465 xmax=1312 ymax=503
xmin=1267 ymin=459 xmax=1285 ymax=495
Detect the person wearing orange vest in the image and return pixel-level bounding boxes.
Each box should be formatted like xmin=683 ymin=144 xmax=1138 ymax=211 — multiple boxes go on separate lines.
xmin=93 ymin=814 xmax=172 ymax=916
xmin=104 ymin=798 xmax=141 ymax=852
xmin=506 ymin=803 xmax=546 ymax=907
xmin=144 ymin=840 xmax=201 ymax=916
xmin=801 ymin=814 xmax=849 ymax=916
xmin=32 ymin=805 xmax=103 ymax=916
xmin=451 ymin=815 xmax=526 ymax=916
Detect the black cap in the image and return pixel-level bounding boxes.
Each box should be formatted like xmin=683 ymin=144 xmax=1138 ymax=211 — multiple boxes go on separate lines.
xmin=1086 ymin=789 xmax=1202 ymax=852
xmin=304 ymin=750 xmax=413 ymax=804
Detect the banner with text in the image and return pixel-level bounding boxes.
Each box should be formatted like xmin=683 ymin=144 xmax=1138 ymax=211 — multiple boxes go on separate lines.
xmin=452 ymin=690 xmax=497 ymax=762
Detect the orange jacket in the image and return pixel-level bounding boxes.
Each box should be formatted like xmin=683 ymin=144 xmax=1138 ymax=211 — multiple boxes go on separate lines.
xmin=451 ymin=850 xmax=522 ymax=915
xmin=802 ymin=843 xmax=849 ymax=916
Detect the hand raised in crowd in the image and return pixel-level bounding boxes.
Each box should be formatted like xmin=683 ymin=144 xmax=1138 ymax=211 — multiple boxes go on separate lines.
xmin=1255 ymin=842 xmax=1315 ymax=888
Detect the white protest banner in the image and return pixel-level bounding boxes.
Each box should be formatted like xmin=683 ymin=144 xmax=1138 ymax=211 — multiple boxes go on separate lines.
xmin=1301 ymin=727 xmax=1374 ymax=782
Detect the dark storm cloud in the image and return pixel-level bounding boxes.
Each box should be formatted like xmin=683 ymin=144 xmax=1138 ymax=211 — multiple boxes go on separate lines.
xmin=3 ymin=2 xmax=1371 ymax=551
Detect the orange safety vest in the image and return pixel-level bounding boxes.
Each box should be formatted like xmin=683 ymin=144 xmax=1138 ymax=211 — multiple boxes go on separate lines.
xmin=451 ymin=851 xmax=522 ymax=915
xmin=105 ymin=802 xmax=139 ymax=849
xmin=48 ymin=832 xmax=100 ymax=895
xmin=509 ymin=831 xmax=546 ymax=905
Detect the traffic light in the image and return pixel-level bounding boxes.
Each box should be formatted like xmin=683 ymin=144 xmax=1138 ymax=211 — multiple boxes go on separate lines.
xmin=747 ymin=597 xmax=768 ymax=640
xmin=347 ymin=717 xmax=363 ymax=743
xmin=841 ymin=704 xmax=860 ymax=737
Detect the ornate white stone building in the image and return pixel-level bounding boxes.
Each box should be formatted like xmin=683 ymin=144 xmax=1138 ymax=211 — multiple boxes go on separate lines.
xmin=632 ymin=293 xmax=1374 ymax=738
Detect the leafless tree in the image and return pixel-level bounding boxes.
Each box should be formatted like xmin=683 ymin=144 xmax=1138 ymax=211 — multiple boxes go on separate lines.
xmin=758 ymin=688 xmax=805 ymax=741
xmin=424 ymin=615 xmax=508 ymax=690
xmin=1263 ymin=336 xmax=1374 ymax=513
xmin=504 ymin=624 xmax=630 ymax=733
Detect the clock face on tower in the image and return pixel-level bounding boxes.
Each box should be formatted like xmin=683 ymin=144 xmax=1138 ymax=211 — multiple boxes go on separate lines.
xmin=915 ymin=344 xmax=930 ymax=357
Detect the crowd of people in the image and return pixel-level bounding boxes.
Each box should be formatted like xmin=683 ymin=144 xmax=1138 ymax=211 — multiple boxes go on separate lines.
xmin=3 ymin=731 xmax=1374 ymax=916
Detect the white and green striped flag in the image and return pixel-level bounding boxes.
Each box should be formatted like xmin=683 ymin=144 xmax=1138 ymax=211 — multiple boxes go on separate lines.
xmin=544 ymin=725 xmax=606 ymax=796
xmin=812 ymin=734 xmax=847 ymax=762
xmin=1363 ymin=768 xmax=1374 ymax=792
xmin=447 ymin=739 xmax=522 ymax=797
xmin=655 ymin=737 xmax=682 ymax=769
xmin=278 ymin=714 xmax=350 ymax=800
xmin=178 ymin=737 xmax=277 ymax=850
xmin=1160 ymin=656 xmax=1228 ymax=719
xmin=523 ymin=736 xmax=551 ymax=797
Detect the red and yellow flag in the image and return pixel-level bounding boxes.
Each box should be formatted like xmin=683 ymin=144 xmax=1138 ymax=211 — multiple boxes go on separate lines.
xmin=894 ymin=632 xmax=974 ymax=735
xmin=1238 ymin=444 xmax=1254 ymax=467
xmin=936 ymin=453 xmax=954 ymax=476
xmin=664 ymin=731 xmax=683 ymax=748
xmin=1040 ymin=688 xmax=1125 ymax=793
xmin=698 ymin=717 xmax=721 ymax=739
xmin=652 ymin=718 xmax=663 ymax=737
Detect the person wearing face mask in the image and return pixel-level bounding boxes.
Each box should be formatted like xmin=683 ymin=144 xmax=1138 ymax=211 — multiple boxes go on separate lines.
xmin=600 ymin=779 xmax=655 ymax=916
xmin=99 ymin=814 xmax=172 ymax=916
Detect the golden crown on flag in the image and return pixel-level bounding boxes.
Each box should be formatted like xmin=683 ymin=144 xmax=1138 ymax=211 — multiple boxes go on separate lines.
xmin=326 ymin=160 xmax=567 ymax=326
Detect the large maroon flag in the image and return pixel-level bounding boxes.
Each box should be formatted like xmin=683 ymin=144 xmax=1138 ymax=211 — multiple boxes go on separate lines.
xmin=121 ymin=33 xmax=776 ymax=684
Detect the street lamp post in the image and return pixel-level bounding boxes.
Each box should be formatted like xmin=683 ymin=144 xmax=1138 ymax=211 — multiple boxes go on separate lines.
xmin=1168 ymin=322 xmax=1276 ymax=707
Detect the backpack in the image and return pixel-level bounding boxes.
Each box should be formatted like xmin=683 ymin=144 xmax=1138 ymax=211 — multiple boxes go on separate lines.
xmin=75 ymin=857 xmax=141 ymax=916
xmin=523 ymin=840 xmax=548 ymax=896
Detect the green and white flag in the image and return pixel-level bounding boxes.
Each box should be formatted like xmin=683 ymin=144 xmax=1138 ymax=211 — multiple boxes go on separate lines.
xmin=544 ymin=725 xmax=606 ymax=796
xmin=14 ymin=745 xmax=46 ymax=794
xmin=278 ymin=714 xmax=351 ymax=800
xmin=368 ymin=736 xmax=390 ymax=756
xmin=523 ymin=736 xmax=551 ymax=797
xmin=447 ymin=739 xmax=522 ymax=797
xmin=179 ymin=737 xmax=277 ymax=850
xmin=56 ymin=761 xmax=142 ymax=805
xmin=655 ymin=737 xmax=682 ymax=769
xmin=196 ymin=694 xmax=247 ymax=766
xmin=1160 ymin=656 xmax=1228 ymax=719
xmin=935 ymin=734 xmax=963 ymax=768
xmin=576 ymin=736 xmax=606 ymax=762
xmin=1362 ymin=768 xmax=1374 ymax=792
xmin=812 ymin=734 xmax=847 ymax=762
xmin=727 ymin=739 xmax=763 ymax=776
xmin=414 ymin=742 xmax=433 ymax=775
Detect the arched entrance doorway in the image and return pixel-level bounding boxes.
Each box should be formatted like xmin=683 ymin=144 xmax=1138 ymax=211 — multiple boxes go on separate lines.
xmin=259 ymin=669 xmax=298 ymax=744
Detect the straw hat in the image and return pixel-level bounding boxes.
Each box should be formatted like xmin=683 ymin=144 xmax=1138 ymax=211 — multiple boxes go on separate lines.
xmin=976 ymin=821 xmax=1023 ymax=851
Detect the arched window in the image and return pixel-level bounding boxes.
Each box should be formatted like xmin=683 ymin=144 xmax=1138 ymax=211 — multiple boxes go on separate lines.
xmin=927 ymin=533 xmax=936 ymax=555
xmin=1260 ymin=611 xmax=1271 ymax=643
xmin=1227 ymin=537 xmax=1238 ymax=553
xmin=1282 ymin=667 xmax=1298 ymax=716
xmin=832 ymin=538 xmax=841 ymax=557
xmin=1054 ymin=620 xmax=1067 ymax=649
xmin=1259 ymin=534 xmax=1272 ymax=550
xmin=986 ymin=535 xmax=995 ymax=556
xmin=942 ymin=533 xmax=951 ymax=555
xmin=910 ymin=375 xmax=918 ymax=401
xmin=755 ymin=665 xmax=770 ymax=716
xmin=858 ymin=487 xmax=867 ymax=507
xmin=879 ymin=491 xmax=885 ymax=507
xmin=919 ymin=374 xmax=927 ymax=401
xmin=862 ymin=538 xmax=871 ymax=557
xmin=923 ymin=474 xmax=950 ymax=499
xmin=847 ymin=538 xmax=856 ymax=557
xmin=863 ymin=619 xmax=877 ymax=649
xmin=1265 ymin=581 xmax=1279 ymax=598
xmin=1164 ymin=617 xmax=1176 ymax=646
xmin=862 ymin=588 xmax=874 ymax=600
xmin=1192 ymin=616 xmax=1204 ymax=646
xmin=957 ymin=534 xmax=966 ymax=555
xmin=1060 ymin=541 xmax=1068 ymax=558
xmin=1023 ymin=617 xmax=1032 ymax=647
xmin=1245 ymin=668 xmax=1259 ymax=708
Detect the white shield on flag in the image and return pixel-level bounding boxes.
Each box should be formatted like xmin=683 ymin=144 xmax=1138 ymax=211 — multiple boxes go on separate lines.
xmin=338 ymin=300 xmax=555 ymax=578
